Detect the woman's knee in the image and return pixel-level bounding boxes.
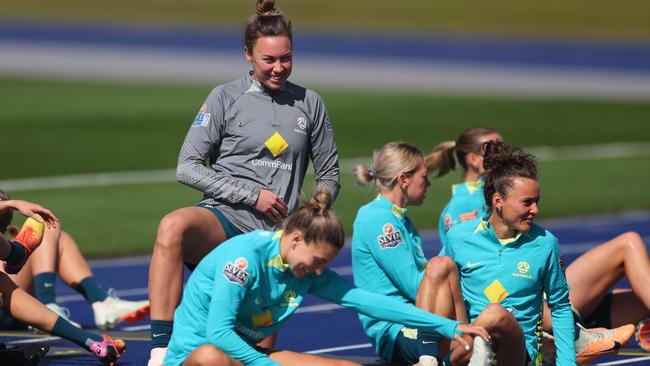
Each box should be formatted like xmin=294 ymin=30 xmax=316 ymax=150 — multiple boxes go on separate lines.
xmin=477 ymin=304 xmax=517 ymax=329
xmin=155 ymin=211 xmax=190 ymax=252
xmin=424 ymin=256 xmax=456 ymax=282
xmin=620 ymin=231 xmax=646 ymax=253
xmin=188 ymin=344 xmax=230 ymax=366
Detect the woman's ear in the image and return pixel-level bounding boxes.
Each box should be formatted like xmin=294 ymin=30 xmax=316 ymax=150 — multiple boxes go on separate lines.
xmin=466 ymin=152 xmax=481 ymax=171
xmin=290 ymin=231 xmax=304 ymax=249
xmin=244 ymin=47 xmax=253 ymax=63
xmin=396 ymin=173 xmax=408 ymax=190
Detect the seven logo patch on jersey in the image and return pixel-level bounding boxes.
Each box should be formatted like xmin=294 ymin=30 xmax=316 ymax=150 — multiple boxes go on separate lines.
xmin=192 ymin=104 xmax=211 ymax=127
xmin=377 ymin=223 xmax=404 ymax=249
xmin=223 ymin=259 xmax=250 ymax=286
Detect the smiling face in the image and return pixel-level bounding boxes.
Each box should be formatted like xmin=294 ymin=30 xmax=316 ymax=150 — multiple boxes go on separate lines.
xmin=245 ymin=35 xmax=293 ymax=91
xmin=492 ymin=177 xmax=540 ymax=234
xmin=285 ymin=232 xmax=339 ymax=278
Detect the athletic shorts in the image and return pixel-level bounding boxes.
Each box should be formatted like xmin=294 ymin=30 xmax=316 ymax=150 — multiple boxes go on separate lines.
xmin=0 ymin=309 xmax=25 ymax=330
xmin=581 ymin=292 xmax=613 ymax=329
xmin=390 ymin=329 xmax=454 ymax=365
xmin=184 ymin=204 xmax=244 ymax=272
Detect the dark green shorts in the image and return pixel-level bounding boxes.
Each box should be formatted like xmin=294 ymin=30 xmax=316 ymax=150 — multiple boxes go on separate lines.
xmin=184 ymin=204 xmax=244 ymax=272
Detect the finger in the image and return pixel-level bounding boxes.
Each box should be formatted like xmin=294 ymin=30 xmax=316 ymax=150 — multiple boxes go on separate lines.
xmin=454 ymin=334 xmax=470 ymax=351
xmin=39 ymin=208 xmax=59 ymax=222
xmin=268 ymin=207 xmax=283 ymax=223
xmin=469 ymin=327 xmax=491 ymax=342
xmin=276 ymin=199 xmax=288 ymax=211
xmin=274 ymin=202 xmax=288 ymax=217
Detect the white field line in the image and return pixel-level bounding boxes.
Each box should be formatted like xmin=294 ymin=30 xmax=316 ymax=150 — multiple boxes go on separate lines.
xmin=595 ymin=357 xmax=650 ymax=365
xmin=306 ymin=343 xmax=373 ymax=354
xmin=2 ymin=142 xmax=650 ymax=192
xmin=8 ymin=336 xmax=61 ymax=345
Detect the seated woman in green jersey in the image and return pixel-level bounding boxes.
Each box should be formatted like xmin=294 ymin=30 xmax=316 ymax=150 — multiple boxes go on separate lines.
xmin=431 ymin=128 xmax=644 ymax=355
xmin=351 ymin=142 xmax=525 ymax=366
xmin=0 ymin=198 xmax=126 ymax=365
xmin=164 ymin=191 xmax=489 ymax=366
xmin=442 ymin=140 xmax=577 ymax=365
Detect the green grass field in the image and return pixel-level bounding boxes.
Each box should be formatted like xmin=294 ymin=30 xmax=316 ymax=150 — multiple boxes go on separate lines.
xmin=2 ymin=77 xmax=650 ymax=256
xmin=3 ymin=0 xmax=650 ymax=40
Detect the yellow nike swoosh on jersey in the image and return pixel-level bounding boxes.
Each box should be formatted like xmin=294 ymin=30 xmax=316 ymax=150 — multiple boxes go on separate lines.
xmin=466 ymin=262 xmax=482 ymax=268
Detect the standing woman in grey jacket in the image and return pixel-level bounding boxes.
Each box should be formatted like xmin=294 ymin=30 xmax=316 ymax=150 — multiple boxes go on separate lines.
xmin=147 ymin=1 xmax=340 ymax=364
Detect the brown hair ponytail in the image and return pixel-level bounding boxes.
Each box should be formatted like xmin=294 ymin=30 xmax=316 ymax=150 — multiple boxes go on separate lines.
xmin=245 ymin=0 xmax=292 ymax=51
xmin=283 ymin=191 xmax=344 ymax=249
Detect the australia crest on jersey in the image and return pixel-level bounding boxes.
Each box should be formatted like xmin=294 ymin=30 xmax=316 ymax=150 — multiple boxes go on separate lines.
xmin=192 ymin=104 xmax=211 ymax=127
xmin=377 ymin=223 xmax=404 ymax=249
xmin=223 ymin=257 xmax=250 ymax=286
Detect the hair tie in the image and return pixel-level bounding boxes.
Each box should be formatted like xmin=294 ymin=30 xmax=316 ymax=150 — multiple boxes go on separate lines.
xmin=369 ymin=167 xmax=377 ymax=179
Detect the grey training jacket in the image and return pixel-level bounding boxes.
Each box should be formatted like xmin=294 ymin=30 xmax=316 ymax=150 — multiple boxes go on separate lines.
xmin=177 ymin=74 xmax=340 ymax=232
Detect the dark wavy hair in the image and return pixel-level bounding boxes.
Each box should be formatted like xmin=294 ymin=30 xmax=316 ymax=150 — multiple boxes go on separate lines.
xmin=482 ymin=141 xmax=537 ymax=211
xmin=244 ymin=0 xmax=292 ymax=51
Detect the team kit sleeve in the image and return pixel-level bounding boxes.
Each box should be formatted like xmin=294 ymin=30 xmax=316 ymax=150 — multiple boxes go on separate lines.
xmin=176 ymin=88 xmax=261 ymax=207
xmin=543 ymin=237 xmax=576 ymax=366
xmin=308 ymin=92 xmax=340 ymax=201
xmin=204 ymin=255 xmax=279 ymax=366
xmin=358 ymin=215 xmax=424 ymax=302
xmin=309 ymin=270 xmax=461 ymax=340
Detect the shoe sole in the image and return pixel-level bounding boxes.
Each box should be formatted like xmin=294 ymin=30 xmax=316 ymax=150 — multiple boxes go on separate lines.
xmin=118 ymin=304 xmax=150 ymax=325
xmin=635 ymin=319 xmax=650 ymax=352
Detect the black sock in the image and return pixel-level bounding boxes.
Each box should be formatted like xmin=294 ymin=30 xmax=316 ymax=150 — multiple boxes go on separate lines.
xmin=4 ymin=242 xmax=27 ymax=265
xmin=418 ymin=329 xmax=441 ymax=358
xmin=150 ymin=320 xmax=173 ymax=349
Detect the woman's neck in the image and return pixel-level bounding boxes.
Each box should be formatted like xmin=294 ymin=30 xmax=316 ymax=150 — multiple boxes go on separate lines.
xmin=489 ymin=214 xmax=517 ymax=239
xmin=463 ymin=169 xmax=481 ymax=183
xmin=381 ymin=190 xmax=407 ymax=209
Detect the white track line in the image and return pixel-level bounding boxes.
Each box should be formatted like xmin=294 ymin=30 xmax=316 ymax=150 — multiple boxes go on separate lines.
xmin=2 ymin=143 xmax=650 ymax=192
xmin=596 ymin=356 xmax=650 ymax=365
xmin=306 ymin=343 xmax=373 ymax=354
xmin=8 ymin=336 xmax=61 ymax=345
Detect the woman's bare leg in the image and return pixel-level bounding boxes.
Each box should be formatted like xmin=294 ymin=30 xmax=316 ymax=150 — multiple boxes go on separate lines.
xmin=182 ymin=344 xmax=243 ymax=366
xmin=28 ymin=223 xmax=60 ymax=275
xmin=0 ymin=272 xmax=57 ymax=332
xmin=415 ymin=256 xmax=469 ymax=357
xmin=416 ymin=256 xmax=468 ymax=323
xmin=567 ymin=232 xmax=650 ymax=316
xmin=149 ymin=207 xmax=226 ymax=324
xmin=55 ymin=230 xmax=93 ymax=286
xmin=269 ymin=350 xmax=361 ymax=366
xmin=181 ymin=345 xmax=360 ymax=366
xmin=448 ymin=304 xmax=525 ymax=366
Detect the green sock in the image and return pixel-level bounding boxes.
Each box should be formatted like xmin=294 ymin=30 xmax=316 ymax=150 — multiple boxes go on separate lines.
xmin=34 ymin=272 xmax=56 ymax=304
xmin=51 ymin=317 xmax=101 ymax=351
xmin=74 ymin=276 xmax=108 ymax=303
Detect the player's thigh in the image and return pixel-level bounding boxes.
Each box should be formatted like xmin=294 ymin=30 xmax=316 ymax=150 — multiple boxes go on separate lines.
xmin=182 ymin=344 xmax=243 ymax=366
xmin=269 ymin=350 xmax=361 ymax=366
xmin=159 ymin=206 xmax=228 ymax=264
